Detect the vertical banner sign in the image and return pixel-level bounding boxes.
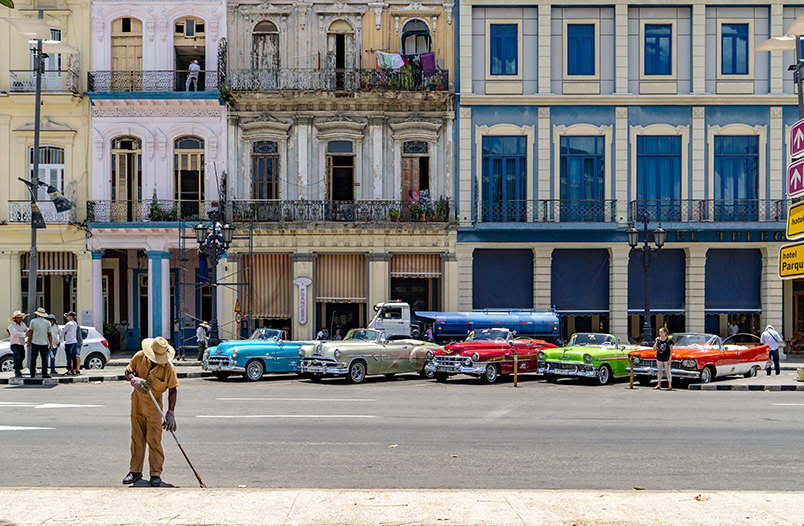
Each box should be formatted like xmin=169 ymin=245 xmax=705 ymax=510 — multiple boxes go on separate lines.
xmin=293 ymin=277 xmax=312 ymax=325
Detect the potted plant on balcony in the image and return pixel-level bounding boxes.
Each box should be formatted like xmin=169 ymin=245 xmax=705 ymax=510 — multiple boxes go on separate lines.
xmin=389 ymin=208 xmax=400 ymax=222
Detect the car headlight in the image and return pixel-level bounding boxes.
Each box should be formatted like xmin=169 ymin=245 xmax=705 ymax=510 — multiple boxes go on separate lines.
xmin=426 ymin=350 xmax=434 ymax=360
xmin=464 ymin=357 xmax=472 ymax=366
xmin=631 ymin=355 xmax=641 ymax=365
xmin=232 ymin=351 xmax=238 ymax=359
xmin=471 ymin=352 xmax=480 ymax=362
xmin=334 ymin=349 xmax=342 ymax=359
xmin=537 ymin=351 xmax=545 ymax=360
xmin=682 ymin=359 xmax=697 ymax=369
xmin=298 ymin=348 xmax=306 ymax=357
xmin=583 ymin=354 xmax=593 ymax=364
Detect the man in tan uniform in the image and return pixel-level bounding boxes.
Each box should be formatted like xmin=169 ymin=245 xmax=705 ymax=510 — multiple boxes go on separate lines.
xmin=123 ymin=337 xmax=179 ymax=487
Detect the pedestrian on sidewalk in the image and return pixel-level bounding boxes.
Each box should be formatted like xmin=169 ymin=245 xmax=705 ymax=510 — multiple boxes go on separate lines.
xmin=728 ymin=320 xmax=739 ymax=337
xmin=26 ymin=308 xmax=52 ymax=378
xmin=123 ymin=337 xmax=180 ymax=487
xmin=7 ymin=310 xmax=28 ymax=378
xmin=196 ymin=321 xmax=210 ymax=361
xmin=762 ymin=324 xmax=783 ymax=376
xmin=62 ymin=312 xmax=80 ymax=375
xmin=653 ymin=327 xmax=674 ymax=390
xmin=47 ymin=314 xmax=61 ymax=375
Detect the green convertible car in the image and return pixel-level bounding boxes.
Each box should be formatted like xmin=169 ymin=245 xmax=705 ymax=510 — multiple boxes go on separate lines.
xmin=538 ymin=332 xmax=637 ymax=385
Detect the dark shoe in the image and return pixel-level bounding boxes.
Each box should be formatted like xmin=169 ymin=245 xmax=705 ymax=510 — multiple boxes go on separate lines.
xmin=150 ymin=476 xmax=162 ymax=487
xmin=122 ymin=471 xmax=142 ymax=485
xmin=42 ymin=375 xmax=51 ymax=379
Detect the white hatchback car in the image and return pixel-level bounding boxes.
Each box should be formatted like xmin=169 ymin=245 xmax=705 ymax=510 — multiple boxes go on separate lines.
xmin=0 ymin=326 xmax=110 ymax=373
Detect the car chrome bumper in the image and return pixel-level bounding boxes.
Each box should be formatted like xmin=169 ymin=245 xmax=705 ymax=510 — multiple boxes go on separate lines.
xmin=630 ymin=366 xmax=701 ymax=379
xmin=203 ymin=359 xmax=245 ymax=373
xmin=538 ymin=362 xmax=598 ymax=378
xmin=426 ymin=361 xmax=487 ymax=376
xmin=300 ymin=358 xmax=348 ymax=376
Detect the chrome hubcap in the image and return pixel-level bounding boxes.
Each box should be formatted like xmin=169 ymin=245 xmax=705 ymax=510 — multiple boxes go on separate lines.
xmin=599 ymin=368 xmax=609 ymax=384
xmin=247 ymin=362 xmax=262 ymax=379
xmin=486 ymin=365 xmax=496 ymax=381
xmin=351 ymin=363 xmax=365 ymax=381
xmin=701 ymin=368 xmax=711 ymax=383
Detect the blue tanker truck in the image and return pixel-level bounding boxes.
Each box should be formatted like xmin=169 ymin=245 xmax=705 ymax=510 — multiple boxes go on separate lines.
xmin=367 ymin=301 xmax=561 ymax=344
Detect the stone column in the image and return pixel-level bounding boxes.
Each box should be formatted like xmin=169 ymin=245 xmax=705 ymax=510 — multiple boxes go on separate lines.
xmin=370 ymin=117 xmax=385 ymax=199
xmin=367 ymin=253 xmax=391 ymax=314
xmin=762 ymin=246 xmax=783 ymax=336
xmin=75 ymin=251 xmax=93 ymax=328
xmin=91 ymin=251 xmax=104 ymax=332
xmin=145 ymin=250 xmax=170 ymax=337
xmin=291 ymin=253 xmax=315 ymax=340
xmin=455 ymin=244 xmax=474 ymax=310
xmin=459 ymin=0 xmax=472 ymax=94
xmin=219 ymin=252 xmax=239 ymax=341
xmin=458 ymin=107 xmax=473 ymax=225
xmin=538 ymin=2 xmax=551 ymax=94
xmin=533 ymin=246 xmax=552 ymax=310
xmin=441 ymin=253 xmax=458 ymax=311
xmin=691 ymin=4 xmax=705 ymax=94
xmin=609 ymin=245 xmax=630 ymax=339
xmin=538 ymin=108 xmax=551 ymax=205
xmin=615 ymin=107 xmax=628 ymax=222
xmin=770 ymin=4 xmax=783 ymax=95
xmin=686 ymin=246 xmax=707 ymax=333
xmin=691 ymin=108 xmax=705 ymax=203
xmin=770 ymin=107 xmax=783 ymax=202
xmin=615 ymin=4 xmax=628 ymax=94
xmin=0 ymin=251 xmax=22 ymax=321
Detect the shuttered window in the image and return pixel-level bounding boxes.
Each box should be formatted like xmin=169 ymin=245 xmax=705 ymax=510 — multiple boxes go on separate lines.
xmin=316 ymin=254 xmax=366 ymax=303
xmin=21 ymin=252 xmax=77 ymax=275
xmin=242 ymin=254 xmax=291 ymax=319
xmin=390 ymin=254 xmax=441 ymax=278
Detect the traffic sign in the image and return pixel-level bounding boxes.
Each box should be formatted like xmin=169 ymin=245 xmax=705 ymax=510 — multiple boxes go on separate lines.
xmin=788 ymin=158 xmax=804 ymax=198
xmin=787 ymin=201 xmax=804 ymax=241
xmin=792 ymin=118 xmax=804 ymax=159
xmin=779 ymin=240 xmax=804 ymax=279
xmin=235 ymin=299 xmax=241 ymax=313
xmin=235 ymin=312 xmax=242 ymax=324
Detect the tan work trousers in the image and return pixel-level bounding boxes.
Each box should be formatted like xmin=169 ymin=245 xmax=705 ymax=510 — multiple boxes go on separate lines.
xmin=129 ymin=390 xmax=165 ymax=476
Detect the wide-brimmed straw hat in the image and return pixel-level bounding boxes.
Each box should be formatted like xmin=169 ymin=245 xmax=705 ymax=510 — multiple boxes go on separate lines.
xmin=141 ymin=337 xmax=176 ymax=364
xmin=8 ymin=310 xmax=27 ymax=323
xmin=200 ymin=321 xmax=210 ymax=328
xmin=34 ymin=307 xmax=48 ymax=318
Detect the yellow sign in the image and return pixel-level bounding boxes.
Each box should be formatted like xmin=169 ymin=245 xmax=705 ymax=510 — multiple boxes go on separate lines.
xmin=779 ymin=241 xmax=804 ymax=279
xmin=787 ymin=201 xmax=804 ymax=241
xmin=234 ymin=299 xmax=241 ymax=313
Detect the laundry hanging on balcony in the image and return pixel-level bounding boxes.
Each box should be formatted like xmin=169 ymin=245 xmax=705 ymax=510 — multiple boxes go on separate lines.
xmin=375 ymin=51 xmax=406 ymax=70
xmin=21 ymin=252 xmax=77 ymax=275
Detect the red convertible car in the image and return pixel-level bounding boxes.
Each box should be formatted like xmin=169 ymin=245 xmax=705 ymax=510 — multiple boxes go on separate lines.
xmin=628 ymin=333 xmax=770 ymax=385
xmin=424 ymin=328 xmax=557 ymax=384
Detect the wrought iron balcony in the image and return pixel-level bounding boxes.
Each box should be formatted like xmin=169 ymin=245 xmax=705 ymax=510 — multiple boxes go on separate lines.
xmin=231 ymin=199 xmax=451 ymax=224
xmin=480 ymin=200 xmax=618 ymax=223
xmin=86 ymin=200 xmax=220 ymax=223
xmin=226 ymin=68 xmax=449 ymax=93
xmin=87 ymin=71 xmax=219 ymax=92
xmin=9 ymin=70 xmax=79 ymax=94
xmin=629 ymin=199 xmax=791 ymax=223
xmin=8 ymin=200 xmax=76 ymax=223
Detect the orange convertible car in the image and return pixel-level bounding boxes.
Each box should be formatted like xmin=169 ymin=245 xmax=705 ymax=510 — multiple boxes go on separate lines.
xmin=628 ymin=333 xmax=770 ymax=385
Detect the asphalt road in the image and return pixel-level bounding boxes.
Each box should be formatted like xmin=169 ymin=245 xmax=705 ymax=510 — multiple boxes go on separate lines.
xmin=1 ymin=373 xmax=803 ymax=490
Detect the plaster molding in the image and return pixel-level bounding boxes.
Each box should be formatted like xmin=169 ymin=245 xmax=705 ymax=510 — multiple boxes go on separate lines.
xmin=692 ymin=107 xmax=705 ymax=119
xmin=368 ymin=2 xmax=386 ymax=29
xmin=91 ymin=107 xmax=222 ymax=118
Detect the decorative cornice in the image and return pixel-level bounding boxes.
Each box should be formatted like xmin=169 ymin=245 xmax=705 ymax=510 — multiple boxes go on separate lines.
xmin=461 ymin=94 xmax=802 ymax=106
xmin=91 ymin=107 xmax=222 ymax=118
xmin=389 ymin=120 xmax=442 ymax=140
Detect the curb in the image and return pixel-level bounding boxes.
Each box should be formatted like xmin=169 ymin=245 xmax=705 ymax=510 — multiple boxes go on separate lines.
xmin=689 ymin=383 xmax=804 ymax=391
xmin=0 ymin=371 xmax=213 ymax=386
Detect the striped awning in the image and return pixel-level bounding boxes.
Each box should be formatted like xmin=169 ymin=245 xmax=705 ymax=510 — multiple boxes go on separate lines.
xmin=243 ymin=254 xmax=292 ymax=319
xmin=21 ymin=252 xmax=77 ymax=275
xmin=316 ymin=254 xmax=366 ymax=303
xmin=391 ymin=254 xmax=442 ymax=278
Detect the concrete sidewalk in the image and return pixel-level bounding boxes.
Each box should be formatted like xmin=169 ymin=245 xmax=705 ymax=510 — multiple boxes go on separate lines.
xmin=0 ymin=488 xmax=800 ymax=525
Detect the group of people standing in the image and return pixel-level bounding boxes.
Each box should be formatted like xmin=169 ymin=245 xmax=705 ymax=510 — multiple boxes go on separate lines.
xmin=6 ymin=307 xmax=82 ymax=378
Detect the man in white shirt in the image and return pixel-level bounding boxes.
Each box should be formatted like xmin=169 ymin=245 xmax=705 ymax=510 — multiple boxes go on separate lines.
xmin=7 ymin=310 xmax=28 ymax=378
xmin=728 ymin=321 xmax=739 ymax=337
xmin=47 ymin=314 xmax=61 ymax=375
xmin=186 ymin=60 xmax=201 ymax=91
xmin=761 ymin=324 xmax=783 ymax=376
xmin=27 ymin=308 xmax=53 ymax=378
xmin=196 ymin=321 xmax=209 ymax=361
xmin=61 ymin=311 xmax=80 ymax=375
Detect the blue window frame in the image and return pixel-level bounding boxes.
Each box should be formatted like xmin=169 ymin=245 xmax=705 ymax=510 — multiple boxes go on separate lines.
xmin=567 ymin=24 xmax=595 ymax=76
xmin=481 ymin=136 xmax=527 ymax=222
xmin=714 ymin=136 xmax=758 ymax=221
xmin=721 ymin=23 xmax=749 ymax=75
xmin=489 ymin=24 xmax=518 ymax=76
xmin=559 ymin=136 xmax=605 ymax=221
xmin=644 ymin=24 xmax=672 ymax=76
xmin=636 ymin=136 xmax=682 ymax=222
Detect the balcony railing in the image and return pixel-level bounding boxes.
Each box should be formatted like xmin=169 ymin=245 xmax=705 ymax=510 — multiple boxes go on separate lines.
xmin=226 ymin=68 xmax=449 ymax=93
xmin=231 ymin=199 xmax=451 ymax=223
xmin=8 ymin=200 xmax=76 ymax=223
xmin=630 ymin=199 xmax=791 ymax=223
xmin=9 ymin=70 xmax=79 ymax=94
xmin=87 ymin=71 xmax=219 ymax=92
xmin=87 ymin=200 xmax=220 ymax=223
xmin=480 ymin=200 xmax=618 ymax=223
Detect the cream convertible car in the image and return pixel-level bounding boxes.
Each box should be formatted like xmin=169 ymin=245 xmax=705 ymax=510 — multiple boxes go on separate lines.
xmin=299 ymin=328 xmax=440 ymax=383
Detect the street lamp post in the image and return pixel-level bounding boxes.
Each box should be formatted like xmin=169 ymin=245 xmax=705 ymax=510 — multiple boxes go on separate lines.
xmin=756 ymin=15 xmax=804 ymax=118
xmin=627 ymin=212 xmax=667 ymax=346
xmin=194 ymin=222 xmax=234 ymax=347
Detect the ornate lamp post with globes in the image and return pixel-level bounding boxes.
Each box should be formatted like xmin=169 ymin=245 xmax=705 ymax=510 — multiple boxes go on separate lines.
xmin=194 ymin=222 xmax=235 ymax=347
xmin=627 ymin=212 xmax=667 ymax=346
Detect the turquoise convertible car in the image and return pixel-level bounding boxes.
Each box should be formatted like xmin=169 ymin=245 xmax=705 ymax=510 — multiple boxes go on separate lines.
xmin=202 ymin=328 xmax=315 ymax=381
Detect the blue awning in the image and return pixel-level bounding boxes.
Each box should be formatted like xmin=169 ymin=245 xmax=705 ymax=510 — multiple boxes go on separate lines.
xmin=473 ymin=249 xmax=533 ymax=309
xmin=705 ymin=249 xmax=762 ymax=314
xmin=628 ymin=249 xmax=685 ymax=314
xmin=551 ymin=249 xmax=610 ymax=315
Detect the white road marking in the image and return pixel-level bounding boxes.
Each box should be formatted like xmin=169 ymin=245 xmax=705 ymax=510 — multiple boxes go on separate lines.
xmin=215 ymin=397 xmax=376 ymax=402
xmin=0 ymin=402 xmax=36 ymax=407
xmin=196 ymin=414 xmax=377 ymax=419
xmin=0 ymin=425 xmax=55 ymax=431
xmin=772 ymin=403 xmax=804 ymax=406
xmin=34 ymin=403 xmax=104 ymax=409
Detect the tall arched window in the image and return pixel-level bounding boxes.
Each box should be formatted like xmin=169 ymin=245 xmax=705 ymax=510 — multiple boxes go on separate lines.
xmin=174 ymin=136 xmax=205 ymax=219
xmin=111 ymin=17 xmax=143 ymax=90
xmin=110 ymin=136 xmax=142 ymax=221
xmin=29 ymin=146 xmax=64 ymax=200
xmin=252 ymin=141 xmax=279 ymax=199
xmin=252 ymin=21 xmax=279 ymax=70
xmin=327 ymin=20 xmax=355 ymax=90
xmin=401 ymin=19 xmax=431 ymax=54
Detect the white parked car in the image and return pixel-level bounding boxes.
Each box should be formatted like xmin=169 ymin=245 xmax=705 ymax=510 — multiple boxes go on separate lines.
xmin=0 ymin=326 xmax=110 ymax=373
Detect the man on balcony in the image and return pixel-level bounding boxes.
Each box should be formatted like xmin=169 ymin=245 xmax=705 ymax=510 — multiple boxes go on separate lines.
xmin=186 ymin=60 xmax=201 ymax=91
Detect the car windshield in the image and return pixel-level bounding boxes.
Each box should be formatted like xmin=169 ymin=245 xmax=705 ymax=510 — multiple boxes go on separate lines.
xmin=345 ymin=329 xmax=381 ymax=342
xmin=466 ymin=328 xmax=510 ymax=342
xmin=670 ymin=333 xmax=721 ymax=347
xmin=569 ymin=333 xmax=617 ymax=346
xmin=249 ymin=328 xmax=283 ymax=341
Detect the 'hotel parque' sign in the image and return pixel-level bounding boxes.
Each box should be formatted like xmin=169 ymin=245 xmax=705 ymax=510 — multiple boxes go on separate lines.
xmin=779 ymin=241 xmax=804 ymax=279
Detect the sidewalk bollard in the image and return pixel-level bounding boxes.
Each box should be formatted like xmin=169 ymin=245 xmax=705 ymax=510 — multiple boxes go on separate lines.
xmin=513 ymin=353 xmax=518 ymax=387
xmin=629 ymin=355 xmax=635 ymax=389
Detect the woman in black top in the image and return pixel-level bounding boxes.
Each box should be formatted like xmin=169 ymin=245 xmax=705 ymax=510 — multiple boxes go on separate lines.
xmin=653 ymin=327 xmax=674 ymax=390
